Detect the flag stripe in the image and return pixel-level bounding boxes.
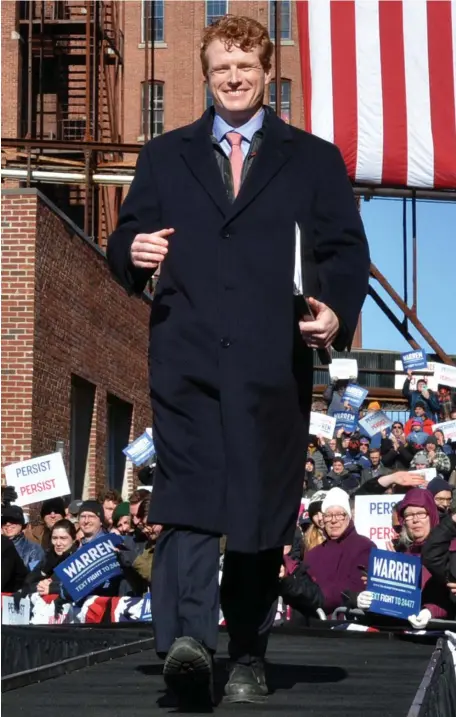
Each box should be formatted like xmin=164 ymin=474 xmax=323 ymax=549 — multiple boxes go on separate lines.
xmin=427 ymin=0 xmax=456 ymax=188
xmin=308 ymin=0 xmax=334 ymax=143
xmin=403 ymin=0 xmax=434 ymax=187
xmin=297 ymin=0 xmax=312 ymax=133
xmin=331 ymin=0 xmax=358 ymax=178
xmin=378 ymin=0 xmax=408 ymax=186
xmin=354 ymin=0 xmax=383 ymax=183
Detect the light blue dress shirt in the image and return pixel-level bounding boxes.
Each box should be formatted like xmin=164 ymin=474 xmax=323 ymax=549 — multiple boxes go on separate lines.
xmin=212 ymin=108 xmax=265 ymax=159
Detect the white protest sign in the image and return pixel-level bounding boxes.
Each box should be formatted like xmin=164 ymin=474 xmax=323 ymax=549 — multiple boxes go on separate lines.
xmin=358 ymin=410 xmax=392 ymax=437
xmin=2 ymin=596 xmax=31 ymax=625
xmin=394 ymin=360 xmax=438 ymax=391
xmin=432 ymin=420 xmax=456 ymax=442
xmin=4 ymin=452 xmax=70 ymax=507
xmin=355 ymin=495 xmax=405 ymax=549
xmin=328 ymin=358 xmax=358 ymax=381
xmin=433 ymin=363 xmax=456 ymax=389
xmin=309 ymin=412 xmax=336 ymax=439
xmin=409 ymin=467 xmax=437 ymax=482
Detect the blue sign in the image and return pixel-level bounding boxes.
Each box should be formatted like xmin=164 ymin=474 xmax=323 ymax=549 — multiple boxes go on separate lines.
xmin=140 ymin=591 xmax=152 ymax=621
xmin=401 ymin=349 xmax=428 ymax=372
xmin=342 ymin=384 xmax=369 ymax=410
xmin=54 ymin=533 xmax=123 ymax=602
xmin=333 ymin=411 xmax=358 ymax=433
xmin=123 ymin=431 xmax=155 ymax=466
xmin=367 ymin=548 xmax=421 ymax=619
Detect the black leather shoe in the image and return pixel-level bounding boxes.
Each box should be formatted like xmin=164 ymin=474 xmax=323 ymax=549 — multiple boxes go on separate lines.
xmin=224 ymin=660 xmax=268 ymax=703
xmin=163 ymin=636 xmax=213 ymax=708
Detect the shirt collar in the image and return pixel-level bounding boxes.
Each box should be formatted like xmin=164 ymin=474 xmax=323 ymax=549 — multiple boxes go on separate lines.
xmin=212 ymin=108 xmax=265 ymax=144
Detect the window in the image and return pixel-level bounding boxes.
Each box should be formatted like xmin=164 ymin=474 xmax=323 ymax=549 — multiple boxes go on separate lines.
xmin=205 ymin=84 xmax=214 ymax=109
xmin=142 ymin=0 xmax=164 ymax=43
xmin=205 ymin=0 xmax=228 ymax=26
xmin=141 ymin=81 xmax=164 ymax=137
xmin=269 ymin=0 xmax=292 ymax=41
xmin=106 ymin=394 xmax=133 ymax=492
xmin=70 ymin=376 xmax=96 ymax=498
xmin=269 ymin=80 xmax=291 ymax=123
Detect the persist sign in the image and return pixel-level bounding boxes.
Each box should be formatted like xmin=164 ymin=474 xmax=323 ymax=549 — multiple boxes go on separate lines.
xmin=54 ymin=533 xmax=123 ymax=602
xmin=355 ymin=495 xmax=405 ymax=549
xmin=4 ymin=452 xmax=70 ymax=507
xmin=367 ymin=548 xmax=421 ymax=620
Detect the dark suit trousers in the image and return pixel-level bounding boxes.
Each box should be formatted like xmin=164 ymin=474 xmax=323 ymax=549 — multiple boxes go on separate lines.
xmin=151 ymin=527 xmax=282 ymax=662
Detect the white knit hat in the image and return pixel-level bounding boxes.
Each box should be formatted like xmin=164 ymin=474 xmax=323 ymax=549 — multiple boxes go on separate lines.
xmin=321 ymin=487 xmax=351 ymax=516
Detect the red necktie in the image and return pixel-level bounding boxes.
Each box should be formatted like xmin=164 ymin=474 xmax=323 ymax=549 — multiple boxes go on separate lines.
xmin=226 ymin=132 xmax=243 ymax=198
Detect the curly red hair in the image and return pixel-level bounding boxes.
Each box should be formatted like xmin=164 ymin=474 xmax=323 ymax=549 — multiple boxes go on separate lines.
xmin=200 ymin=15 xmax=273 ymax=76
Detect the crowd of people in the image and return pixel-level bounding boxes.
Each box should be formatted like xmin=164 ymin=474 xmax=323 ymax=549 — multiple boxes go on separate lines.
xmin=2 ymin=371 xmax=456 ymax=631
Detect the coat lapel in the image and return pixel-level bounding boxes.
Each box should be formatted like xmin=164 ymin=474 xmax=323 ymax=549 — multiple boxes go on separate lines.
xmin=180 ymin=110 xmax=230 ymax=217
xmin=226 ymin=110 xmax=294 ymax=223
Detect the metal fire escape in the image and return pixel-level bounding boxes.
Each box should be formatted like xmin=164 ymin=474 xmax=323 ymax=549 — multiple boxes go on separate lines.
xmin=4 ymin=0 xmax=126 ymax=240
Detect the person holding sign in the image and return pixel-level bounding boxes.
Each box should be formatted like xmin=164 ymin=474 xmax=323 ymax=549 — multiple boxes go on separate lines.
xmin=403 ymin=372 xmax=440 ymax=421
xmin=106 ymin=13 xmax=370 ymax=705
xmin=387 ymin=489 xmax=450 ymax=628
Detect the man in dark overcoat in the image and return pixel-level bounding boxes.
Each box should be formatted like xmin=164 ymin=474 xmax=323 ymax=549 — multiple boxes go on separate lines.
xmin=107 ymin=14 xmax=370 ymax=706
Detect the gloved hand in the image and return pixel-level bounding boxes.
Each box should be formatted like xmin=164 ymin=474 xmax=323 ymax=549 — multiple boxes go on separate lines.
xmin=408 ymin=608 xmax=432 ymax=629
xmin=1 ymin=486 xmax=18 ymax=506
xmin=356 ymin=591 xmax=373 ymax=610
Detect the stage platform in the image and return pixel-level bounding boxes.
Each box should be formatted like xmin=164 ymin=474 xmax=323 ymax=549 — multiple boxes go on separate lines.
xmin=2 ymin=629 xmax=444 ymax=717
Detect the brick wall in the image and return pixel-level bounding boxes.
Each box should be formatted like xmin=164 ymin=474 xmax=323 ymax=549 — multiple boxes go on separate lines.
xmin=1 ymin=188 xmax=152 ymax=503
xmin=1 ymin=1 xmax=20 ymax=138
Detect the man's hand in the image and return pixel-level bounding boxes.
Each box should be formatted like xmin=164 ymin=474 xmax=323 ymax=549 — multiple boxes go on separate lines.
xmin=130 ymin=228 xmax=175 ymax=269
xmin=447 ymin=582 xmax=456 ymax=595
xmin=378 ymin=471 xmax=427 ymax=490
xmin=407 ymin=369 xmax=413 ymax=379
xmin=299 ymin=297 xmax=339 ymax=349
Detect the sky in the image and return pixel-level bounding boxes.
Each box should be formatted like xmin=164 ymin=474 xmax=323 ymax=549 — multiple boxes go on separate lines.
xmin=360 ymin=197 xmax=455 ymax=355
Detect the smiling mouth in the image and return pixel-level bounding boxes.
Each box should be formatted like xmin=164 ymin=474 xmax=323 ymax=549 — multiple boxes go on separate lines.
xmin=225 ymin=90 xmax=247 ymax=96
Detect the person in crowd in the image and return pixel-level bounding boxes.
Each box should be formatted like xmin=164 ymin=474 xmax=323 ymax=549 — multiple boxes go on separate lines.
xmin=67 ymin=499 xmax=83 ymax=524
xmin=403 ymin=371 xmax=440 ymax=420
xmin=111 ymin=502 xmax=132 ymax=536
xmin=1 ymin=535 xmax=28 ymax=593
xmin=1 ymin=505 xmax=44 ymax=570
xmin=427 ymin=478 xmax=453 ymax=519
xmin=387 ymin=488 xmax=451 ymax=627
xmin=78 ymin=501 xmax=106 ymax=543
xmin=129 ymin=489 xmax=152 ymax=527
xmin=328 ymin=437 xmax=341 ymax=457
xmin=324 ymin=457 xmax=360 ymax=494
xmin=32 ymin=498 xmax=67 ymax=550
xmin=98 ymin=489 xmax=122 ymax=530
xmin=434 ymin=429 xmax=453 ymax=456
xmin=323 ymin=377 xmax=353 ymax=416
xmin=117 ymin=496 xmax=161 ymax=595
xmin=424 ymin=435 xmax=452 ymax=478
xmin=20 ymin=519 xmax=79 ymax=597
xmin=302 ymin=491 xmax=327 ymax=553
xmin=422 ymin=492 xmax=456 ymax=615
xmin=360 ymin=448 xmax=391 ymax=485
xmin=410 ymin=450 xmax=431 ymax=471
xmin=380 ymin=422 xmax=412 ymax=471
xmin=342 ymin=435 xmax=371 ymax=472
xmin=437 ymin=385 xmax=456 ymax=422
xmin=359 ymin=436 xmax=370 ymax=458
xmin=306 ymin=436 xmax=328 ymax=478
xmin=280 ymin=488 xmax=375 ymax=618
xmin=404 ymin=404 xmax=435 ymax=437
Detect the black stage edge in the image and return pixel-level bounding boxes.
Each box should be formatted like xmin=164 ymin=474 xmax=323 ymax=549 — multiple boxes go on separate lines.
xmin=4 ymin=628 xmax=456 ymax=716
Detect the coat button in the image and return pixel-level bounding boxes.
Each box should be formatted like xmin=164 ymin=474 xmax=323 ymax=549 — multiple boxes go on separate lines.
xmin=220 ymin=337 xmax=231 ymax=348
xmin=221 ymin=230 xmax=230 ymax=239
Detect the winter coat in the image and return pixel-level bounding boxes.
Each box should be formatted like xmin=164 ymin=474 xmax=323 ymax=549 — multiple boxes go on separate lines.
xmin=12 ymin=533 xmax=45 ymax=571
xmin=396 ymin=489 xmax=451 ymax=618
xmin=324 ymin=469 xmax=360 ymax=495
xmin=421 ymin=514 xmax=456 ymax=611
xmin=402 ymin=379 xmax=440 ymax=420
xmin=404 ymin=416 xmax=435 ymax=437
xmin=360 ymin=463 xmax=391 ymax=485
xmin=304 ymin=521 xmax=375 ymax=615
xmin=380 ymin=437 xmax=412 ymax=471
xmin=307 ymin=448 xmax=328 ymax=477
xmin=1 ymin=536 xmax=28 ymax=592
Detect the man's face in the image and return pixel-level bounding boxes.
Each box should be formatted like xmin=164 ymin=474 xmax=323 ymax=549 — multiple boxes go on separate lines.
xmin=332 ymin=461 xmax=344 ymax=475
xmin=425 ymin=442 xmax=435 ymax=453
xmin=360 ymin=442 xmax=369 ymax=454
xmin=103 ymin=500 xmax=117 ymax=527
xmin=205 ymin=40 xmax=271 ymax=122
xmin=414 ymin=405 xmax=425 ymax=417
xmin=305 ymin=460 xmax=314 ymax=472
xmin=130 ymin=502 xmax=141 ymax=526
xmin=341 ymin=437 xmax=350 ymax=449
xmin=43 ymin=512 xmax=64 ymax=529
xmin=329 ymin=439 xmax=337 ymax=451
xmin=417 ymin=381 xmax=427 ymax=392
xmin=370 ymin=451 xmax=380 ymax=467
xmin=434 ymin=490 xmax=452 ymax=512
xmin=1 ymin=521 xmax=22 ymax=539
xmin=79 ymin=512 xmax=102 ymax=538
xmin=116 ymin=515 xmax=132 ymax=536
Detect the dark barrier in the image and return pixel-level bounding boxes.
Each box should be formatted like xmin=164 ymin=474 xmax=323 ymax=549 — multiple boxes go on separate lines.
xmin=1 ymin=623 xmax=153 ymax=678
xmin=408 ymin=638 xmax=456 ymax=717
